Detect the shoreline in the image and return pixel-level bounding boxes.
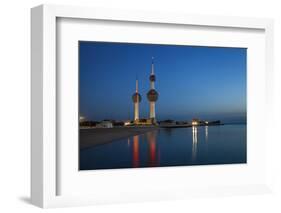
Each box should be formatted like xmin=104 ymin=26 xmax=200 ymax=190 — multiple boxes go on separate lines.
xmin=159 ymin=123 xmax=223 ymax=128
xmin=79 ymin=123 xmax=245 ymax=150
xmin=80 ymin=127 xmax=158 ymax=149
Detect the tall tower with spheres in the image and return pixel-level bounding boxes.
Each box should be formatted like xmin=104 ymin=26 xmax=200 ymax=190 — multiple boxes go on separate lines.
xmin=132 ymin=79 xmax=141 ymax=122
xmin=147 ymin=57 xmax=159 ymax=124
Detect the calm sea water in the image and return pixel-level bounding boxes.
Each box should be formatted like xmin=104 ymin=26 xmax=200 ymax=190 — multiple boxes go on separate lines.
xmin=79 ymin=124 xmax=246 ymax=170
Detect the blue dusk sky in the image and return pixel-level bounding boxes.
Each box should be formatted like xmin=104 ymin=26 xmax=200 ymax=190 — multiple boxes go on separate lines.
xmin=79 ymin=41 xmax=246 ymax=123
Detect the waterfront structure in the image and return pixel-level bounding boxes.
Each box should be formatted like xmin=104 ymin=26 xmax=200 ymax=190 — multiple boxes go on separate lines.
xmin=134 ymin=118 xmax=153 ymax=125
xmin=159 ymin=120 xmax=177 ymax=127
xmin=96 ymin=120 xmax=113 ymax=128
xmin=147 ymin=57 xmax=159 ymax=124
xmin=79 ymin=116 xmax=85 ymax=122
xmin=132 ymin=79 xmax=142 ymax=122
xmin=192 ymin=119 xmax=200 ymax=126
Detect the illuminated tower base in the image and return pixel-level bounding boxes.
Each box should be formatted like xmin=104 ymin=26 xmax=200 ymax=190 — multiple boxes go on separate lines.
xmin=134 ymin=102 xmax=139 ymax=121
xmin=149 ymin=102 xmax=156 ymax=121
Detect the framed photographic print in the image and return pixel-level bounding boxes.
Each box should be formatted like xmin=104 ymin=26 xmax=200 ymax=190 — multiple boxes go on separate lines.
xmin=31 ymin=4 xmax=274 ymax=208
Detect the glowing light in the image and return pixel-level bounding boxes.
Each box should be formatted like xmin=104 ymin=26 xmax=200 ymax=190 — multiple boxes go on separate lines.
xmin=124 ymin=121 xmax=131 ymax=126
xmin=192 ymin=121 xmax=198 ymax=126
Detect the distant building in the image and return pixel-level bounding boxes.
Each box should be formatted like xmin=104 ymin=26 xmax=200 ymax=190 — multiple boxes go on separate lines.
xmin=159 ymin=120 xmax=176 ymax=126
xmin=79 ymin=116 xmax=86 ymax=122
xmin=176 ymin=121 xmax=189 ymax=125
xmin=207 ymin=120 xmax=221 ymax=125
xmin=112 ymin=120 xmax=125 ymax=127
xmin=96 ymin=121 xmax=113 ymax=128
xmin=192 ymin=119 xmax=200 ymax=126
xmin=192 ymin=119 xmax=221 ymax=126
xmin=80 ymin=120 xmax=99 ymax=128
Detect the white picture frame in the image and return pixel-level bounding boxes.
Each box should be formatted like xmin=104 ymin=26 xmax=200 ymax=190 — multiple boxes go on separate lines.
xmin=31 ymin=4 xmax=274 ymax=208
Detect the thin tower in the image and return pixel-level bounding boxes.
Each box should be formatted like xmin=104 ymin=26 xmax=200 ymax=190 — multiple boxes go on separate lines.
xmin=132 ymin=78 xmax=142 ymax=122
xmin=147 ymin=57 xmax=159 ymax=124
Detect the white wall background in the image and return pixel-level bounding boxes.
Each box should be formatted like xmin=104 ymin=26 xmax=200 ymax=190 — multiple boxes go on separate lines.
xmin=0 ymin=0 xmax=281 ymax=212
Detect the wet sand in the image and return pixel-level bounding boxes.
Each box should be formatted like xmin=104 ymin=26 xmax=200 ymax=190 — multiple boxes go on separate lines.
xmin=80 ymin=127 xmax=158 ymax=149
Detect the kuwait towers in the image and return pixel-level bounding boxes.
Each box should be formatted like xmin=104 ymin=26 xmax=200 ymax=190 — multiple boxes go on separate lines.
xmin=147 ymin=57 xmax=159 ymax=124
xmin=131 ymin=57 xmax=158 ymax=125
xmin=132 ymin=79 xmax=141 ymax=122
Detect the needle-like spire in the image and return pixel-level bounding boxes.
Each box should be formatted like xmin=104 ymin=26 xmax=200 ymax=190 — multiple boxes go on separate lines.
xmin=135 ymin=76 xmax=138 ymax=92
xmin=151 ymin=57 xmax=154 ymax=75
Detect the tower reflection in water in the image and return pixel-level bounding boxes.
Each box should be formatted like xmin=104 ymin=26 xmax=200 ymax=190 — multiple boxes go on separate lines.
xmin=205 ymin=126 xmax=208 ymax=142
xmin=147 ymin=131 xmax=158 ymax=167
xmin=132 ymin=130 xmax=159 ymax=168
xmin=192 ymin=126 xmax=198 ymax=161
xmin=132 ymin=135 xmax=140 ymax=167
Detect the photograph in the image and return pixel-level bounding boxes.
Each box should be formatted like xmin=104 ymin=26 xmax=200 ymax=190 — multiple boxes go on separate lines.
xmin=79 ymin=41 xmax=247 ymax=170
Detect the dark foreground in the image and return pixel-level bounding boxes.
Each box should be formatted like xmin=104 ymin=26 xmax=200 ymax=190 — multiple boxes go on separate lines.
xmin=79 ymin=124 xmax=247 ymax=170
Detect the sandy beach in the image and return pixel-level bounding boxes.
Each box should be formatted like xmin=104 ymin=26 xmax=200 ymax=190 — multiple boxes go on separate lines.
xmin=80 ymin=127 xmax=158 ymax=149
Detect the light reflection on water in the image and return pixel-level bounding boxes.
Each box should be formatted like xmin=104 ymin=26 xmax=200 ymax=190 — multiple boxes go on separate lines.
xmin=192 ymin=126 xmax=209 ymax=162
xmin=80 ymin=124 xmax=246 ymax=170
xmin=192 ymin=126 xmax=198 ymax=162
